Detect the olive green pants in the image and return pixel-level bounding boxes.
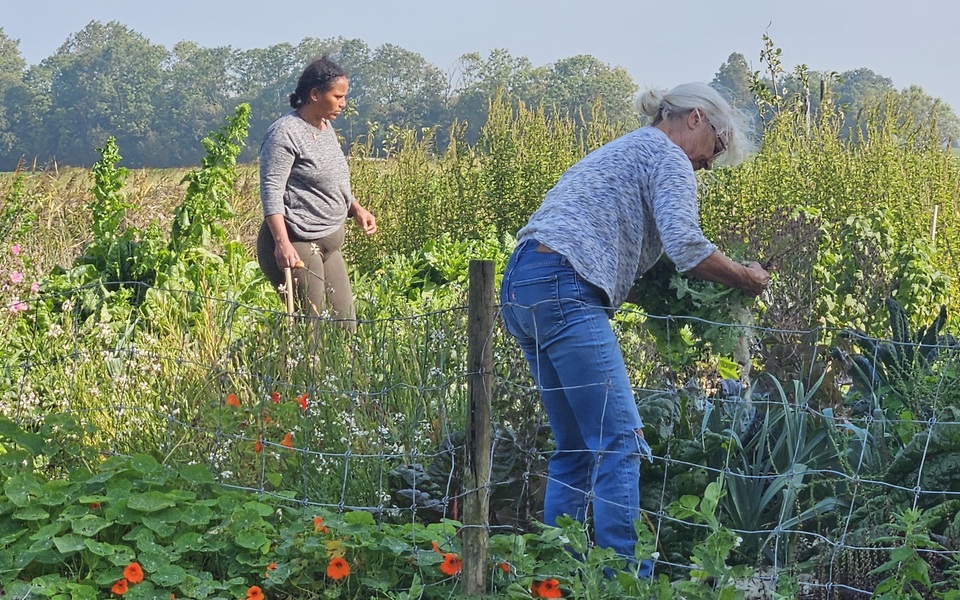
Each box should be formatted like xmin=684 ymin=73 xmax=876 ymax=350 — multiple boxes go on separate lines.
xmin=257 ymin=220 xmax=356 ymax=331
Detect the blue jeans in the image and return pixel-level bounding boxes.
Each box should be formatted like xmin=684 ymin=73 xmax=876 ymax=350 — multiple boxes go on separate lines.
xmin=499 ymin=239 xmax=652 ymax=576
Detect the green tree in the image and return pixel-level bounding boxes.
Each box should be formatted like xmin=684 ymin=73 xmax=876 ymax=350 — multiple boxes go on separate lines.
xmin=712 ymin=52 xmax=759 ymax=130
xmin=41 ymin=20 xmax=168 ymax=166
xmin=0 ymin=27 xmax=26 ymax=161
xmin=348 ymin=43 xmax=449 ymax=150
xmin=537 ymin=54 xmax=638 ymax=125
xmin=895 ymin=85 xmax=960 ymax=145
xmin=233 ymin=42 xmax=301 ymax=161
xmin=451 ymin=48 xmax=540 ymax=142
xmin=154 ymin=42 xmax=239 ymax=166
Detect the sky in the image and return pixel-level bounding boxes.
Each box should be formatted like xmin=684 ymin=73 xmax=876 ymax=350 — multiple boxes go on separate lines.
xmin=3 ymin=0 xmax=959 ymax=111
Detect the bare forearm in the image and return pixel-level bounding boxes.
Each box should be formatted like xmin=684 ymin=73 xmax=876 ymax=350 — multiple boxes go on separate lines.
xmin=686 ymin=250 xmax=770 ymax=297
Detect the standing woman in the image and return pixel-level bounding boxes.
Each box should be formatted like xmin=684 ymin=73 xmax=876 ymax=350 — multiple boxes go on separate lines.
xmin=499 ymin=82 xmax=771 ymax=575
xmin=258 ymin=56 xmax=376 ymax=331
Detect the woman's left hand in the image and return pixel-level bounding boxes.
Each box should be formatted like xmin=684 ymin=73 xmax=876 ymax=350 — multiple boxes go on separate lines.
xmin=350 ymin=203 xmax=378 ymax=236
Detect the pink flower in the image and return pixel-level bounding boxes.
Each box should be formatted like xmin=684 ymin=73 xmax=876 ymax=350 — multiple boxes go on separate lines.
xmin=11 ymin=244 xmax=20 ymax=256
xmin=7 ymin=298 xmax=26 ymax=313
xmin=30 ymin=282 xmax=39 ymax=293
xmin=10 ymin=272 xmax=23 ymax=284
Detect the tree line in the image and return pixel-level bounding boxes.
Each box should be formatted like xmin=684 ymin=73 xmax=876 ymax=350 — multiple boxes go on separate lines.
xmin=0 ymin=21 xmax=957 ymax=170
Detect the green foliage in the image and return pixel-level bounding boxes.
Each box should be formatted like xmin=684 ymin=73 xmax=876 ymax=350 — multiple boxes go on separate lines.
xmin=667 ymin=481 xmax=753 ymax=598
xmin=0 ymin=414 xmax=668 ymax=599
xmin=869 ymin=508 xmax=943 ymax=599
xmin=711 ymin=375 xmax=845 ymax=563
xmin=170 ymin=103 xmax=249 ymax=254
xmin=626 ymin=255 xmax=757 ymax=370
xmin=835 ymin=297 xmax=959 ymax=428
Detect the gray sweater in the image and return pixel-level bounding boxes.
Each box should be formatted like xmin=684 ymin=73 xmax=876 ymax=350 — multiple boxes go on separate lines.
xmin=517 ymin=126 xmax=716 ymax=308
xmin=259 ymin=111 xmax=356 ymax=239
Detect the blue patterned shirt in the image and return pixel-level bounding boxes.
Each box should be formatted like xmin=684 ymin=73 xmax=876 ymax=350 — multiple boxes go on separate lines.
xmin=516 ymin=126 xmax=716 ymax=308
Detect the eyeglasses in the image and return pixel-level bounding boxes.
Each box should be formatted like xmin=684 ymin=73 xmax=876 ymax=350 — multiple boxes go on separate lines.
xmin=706 ymin=120 xmax=727 ymax=159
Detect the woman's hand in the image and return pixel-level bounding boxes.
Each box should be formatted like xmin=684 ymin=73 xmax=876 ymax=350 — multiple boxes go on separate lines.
xmin=740 ymin=261 xmax=771 ymax=297
xmin=274 ymin=239 xmax=302 ymax=270
xmin=349 ymin=202 xmax=377 ymax=236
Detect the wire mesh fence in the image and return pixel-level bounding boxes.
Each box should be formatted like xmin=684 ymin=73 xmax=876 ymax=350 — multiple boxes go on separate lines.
xmin=2 ymin=276 xmax=959 ymax=598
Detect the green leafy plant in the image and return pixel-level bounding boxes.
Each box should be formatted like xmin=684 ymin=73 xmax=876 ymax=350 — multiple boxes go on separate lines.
xmin=870 ymin=508 xmax=944 ymax=599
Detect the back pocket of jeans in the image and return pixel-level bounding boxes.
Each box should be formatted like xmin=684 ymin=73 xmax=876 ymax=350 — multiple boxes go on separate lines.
xmin=503 ymin=275 xmax=566 ymax=343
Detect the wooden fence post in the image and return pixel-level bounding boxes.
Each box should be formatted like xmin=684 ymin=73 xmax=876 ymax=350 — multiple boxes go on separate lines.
xmin=464 ymin=259 xmax=494 ymax=595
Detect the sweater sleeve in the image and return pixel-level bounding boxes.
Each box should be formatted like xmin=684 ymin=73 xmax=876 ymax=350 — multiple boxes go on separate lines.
xmin=259 ymin=127 xmax=295 ymax=218
xmin=648 ymin=153 xmax=716 ymax=272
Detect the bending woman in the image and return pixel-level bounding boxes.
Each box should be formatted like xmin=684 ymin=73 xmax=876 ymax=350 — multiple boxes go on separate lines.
xmin=499 ymin=82 xmax=770 ymax=575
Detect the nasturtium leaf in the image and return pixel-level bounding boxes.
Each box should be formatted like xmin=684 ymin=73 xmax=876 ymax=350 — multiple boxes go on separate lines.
xmin=71 ymin=515 xmax=112 ymax=536
xmin=173 ymin=531 xmax=206 ymax=552
xmin=242 ymin=501 xmax=274 ymax=517
xmin=127 ymin=491 xmax=177 ymax=512
xmin=53 ymin=533 xmax=88 ymax=553
xmin=63 ymin=584 xmax=97 ymax=600
xmin=179 ymin=463 xmax=215 ymax=485
xmin=152 ymin=564 xmax=188 ymax=586
xmin=343 ymin=510 xmax=376 ymax=526
xmin=235 ymin=530 xmax=269 ymax=550
xmin=14 ymin=504 xmax=50 ymax=521
xmin=131 ymin=454 xmax=161 ymax=474
xmin=141 ymin=514 xmax=176 ymax=537
xmin=180 ymin=503 xmax=213 ymax=526
xmin=84 ymin=538 xmax=119 ymax=557
xmin=4 ymin=473 xmax=43 ymax=507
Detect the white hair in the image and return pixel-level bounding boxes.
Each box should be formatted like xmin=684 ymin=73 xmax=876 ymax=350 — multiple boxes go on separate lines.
xmin=636 ymin=82 xmax=756 ymax=166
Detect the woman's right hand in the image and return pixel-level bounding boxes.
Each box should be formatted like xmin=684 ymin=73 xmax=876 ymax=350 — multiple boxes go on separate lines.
xmin=274 ymin=239 xmax=302 ymax=270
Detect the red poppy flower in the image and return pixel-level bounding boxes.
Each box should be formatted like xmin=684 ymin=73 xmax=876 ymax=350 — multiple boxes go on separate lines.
xmin=326 ymin=557 xmax=350 ymax=580
xmin=532 ymin=579 xmax=562 ymax=598
xmin=296 ymin=393 xmax=308 ymax=411
xmin=271 ymin=391 xmax=281 ymax=403
xmin=439 ymin=553 xmax=462 ymax=576
xmin=245 ymin=586 xmax=264 ymax=600
xmin=111 ymin=579 xmax=128 ymax=595
xmin=123 ymin=562 xmax=144 ymax=584
xmin=225 ymin=393 xmax=240 ymax=407
xmin=280 ymin=432 xmax=293 ymax=449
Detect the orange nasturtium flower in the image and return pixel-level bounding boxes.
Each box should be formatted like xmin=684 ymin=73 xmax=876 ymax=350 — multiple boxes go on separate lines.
xmin=265 ymin=562 xmax=277 ymax=577
xmin=254 ymin=439 xmax=262 ymax=453
xmin=532 ymin=579 xmax=563 ymax=598
xmin=314 ymin=516 xmax=329 ymax=534
xmin=430 ymin=540 xmax=441 ymax=554
xmin=270 ymin=391 xmax=281 ymax=403
xmin=439 ymin=553 xmax=462 ymax=576
xmin=296 ymin=392 xmax=309 ymax=411
xmin=111 ymin=579 xmax=128 ymax=595
xmin=123 ymin=562 xmax=144 ymax=584
xmin=225 ymin=393 xmax=240 ymax=407
xmin=280 ymin=432 xmax=294 ymax=449
xmin=499 ymin=561 xmax=511 ymax=574
xmin=326 ymin=557 xmax=351 ymax=580
xmin=244 ymin=586 xmax=264 ymax=600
